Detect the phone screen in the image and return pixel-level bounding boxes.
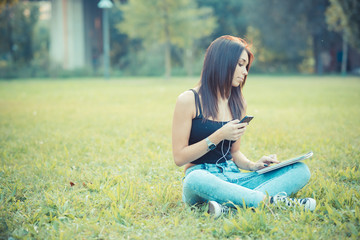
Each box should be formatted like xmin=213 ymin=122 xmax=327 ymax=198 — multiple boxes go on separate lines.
xmin=239 ymin=116 xmax=254 ymax=124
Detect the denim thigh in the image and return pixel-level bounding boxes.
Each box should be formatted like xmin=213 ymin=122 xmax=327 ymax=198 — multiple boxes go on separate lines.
xmin=182 ymin=160 xmax=311 ymax=206
xmin=182 ymin=161 xmax=266 ymax=207
xmin=224 ymin=161 xmax=311 ymax=196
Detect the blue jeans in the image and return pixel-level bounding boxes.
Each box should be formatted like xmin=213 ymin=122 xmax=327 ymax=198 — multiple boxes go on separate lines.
xmin=182 ymin=160 xmax=311 ymax=208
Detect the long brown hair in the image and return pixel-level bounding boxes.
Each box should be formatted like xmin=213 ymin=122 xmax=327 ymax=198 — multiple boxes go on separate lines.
xmin=198 ymin=35 xmax=254 ymax=120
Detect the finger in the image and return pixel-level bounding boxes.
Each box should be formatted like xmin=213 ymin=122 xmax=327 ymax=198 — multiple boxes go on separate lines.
xmin=234 ymin=127 xmax=245 ymax=134
xmin=237 ymin=127 xmax=246 ymax=134
xmin=262 ymin=156 xmax=275 ymax=164
xmin=231 ymin=119 xmax=240 ymax=124
xmin=234 ymin=133 xmax=242 ymax=140
xmin=256 ymin=163 xmax=268 ymax=170
xmin=236 ymin=131 xmax=245 ymax=139
xmin=236 ymin=132 xmax=245 ymax=138
xmin=237 ymin=123 xmax=247 ymax=128
xmin=269 ymin=155 xmax=279 ymax=163
xmin=267 ymin=160 xmax=279 ymax=164
xmin=270 ymin=158 xmax=280 ymax=164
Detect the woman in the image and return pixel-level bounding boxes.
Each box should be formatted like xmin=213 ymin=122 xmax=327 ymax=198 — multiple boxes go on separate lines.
xmin=172 ymin=35 xmax=315 ymax=218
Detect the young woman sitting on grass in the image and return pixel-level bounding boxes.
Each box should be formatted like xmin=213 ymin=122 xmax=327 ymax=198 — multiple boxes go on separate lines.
xmin=171 ymin=35 xmax=316 ymax=218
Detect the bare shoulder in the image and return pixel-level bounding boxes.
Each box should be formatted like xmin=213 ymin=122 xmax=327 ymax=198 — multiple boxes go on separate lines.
xmin=176 ymin=90 xmax=195 ymax=105
xmin=174 ymin=90 xmax=196 ymax=118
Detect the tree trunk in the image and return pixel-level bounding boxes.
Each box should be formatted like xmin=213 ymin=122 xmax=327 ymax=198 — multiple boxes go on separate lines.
xmin=185 ymin=45 xmax=193 ymax=77
xmin=163 ymin=6 xmax=171 ymax=80
xmin=6 ymin=5 xmax=14 ymax=63
xmin=164 ymin=40 xmax=171 ymax=80
xmin=313 ymin=34 xmax=323 ymax=75
xmin=341 ymin=32 xmax=348 ymax=76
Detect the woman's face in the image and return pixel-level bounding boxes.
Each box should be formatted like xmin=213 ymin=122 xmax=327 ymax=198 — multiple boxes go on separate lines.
xmin=232 ymin=50 xmax=249 ymax=87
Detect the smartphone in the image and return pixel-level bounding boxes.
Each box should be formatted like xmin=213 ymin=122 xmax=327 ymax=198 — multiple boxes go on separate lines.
xmin=239 ymin=115 xmax=254 ymax=124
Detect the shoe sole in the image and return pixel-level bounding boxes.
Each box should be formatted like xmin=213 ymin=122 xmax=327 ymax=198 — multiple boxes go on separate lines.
xmin=208 ymin=201 xmax=221 ymax=218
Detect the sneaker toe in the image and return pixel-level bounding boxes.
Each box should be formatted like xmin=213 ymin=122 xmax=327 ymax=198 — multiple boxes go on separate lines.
xmin=304 ymin=198 xmax=316 ymax=211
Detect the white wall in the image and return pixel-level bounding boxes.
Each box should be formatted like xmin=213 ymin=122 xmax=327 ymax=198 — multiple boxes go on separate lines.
xmin=50 ymin=0 xmax=85 ymax=70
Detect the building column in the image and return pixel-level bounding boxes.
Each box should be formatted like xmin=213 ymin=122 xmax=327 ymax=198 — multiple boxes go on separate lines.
xmin=50 ymin=0 xmax=85 ymax=70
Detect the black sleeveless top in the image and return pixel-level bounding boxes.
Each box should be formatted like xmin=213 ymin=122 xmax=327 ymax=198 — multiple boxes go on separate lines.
xmin=189 ymin=89 xmax=234 ymax=164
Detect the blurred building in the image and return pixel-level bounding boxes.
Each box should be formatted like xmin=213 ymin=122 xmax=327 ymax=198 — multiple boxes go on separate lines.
xmin=48 ymin=0 xmax=103 ymax=70
xmin=29 ymin=0 xmax=103 ymax=70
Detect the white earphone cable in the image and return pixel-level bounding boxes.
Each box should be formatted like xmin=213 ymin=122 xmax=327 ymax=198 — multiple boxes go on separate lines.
xmin=215 ymin=99 xmax=232 ymax=167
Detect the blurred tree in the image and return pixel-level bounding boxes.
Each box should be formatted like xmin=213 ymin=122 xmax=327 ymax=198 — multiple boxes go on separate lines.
xmin=31 ymin=10 xmax=50 ymax=77
xmin=326 ymin=0 xmax=360 ymax=75
xmin=0 ymin=0 xmax=18 ymax=12
xmin=196 ymin=0 xmax=247 ymax=39
xmin=195 ymin=0 xmax=247 ymax=74
xmin=109 ymin=7 xmax=133 ymax=72
xmin=243 ymin=0 xmax=338 ymax=74
xmin=242 ymin=0 xmax=309 ymax=72
xmin=326 ymin=0 xmax=360 ymax=51
xmin=0 ymin=1 xmax=39 ymax=77
xmin=116 ymin=0 xmax=216 ymax=79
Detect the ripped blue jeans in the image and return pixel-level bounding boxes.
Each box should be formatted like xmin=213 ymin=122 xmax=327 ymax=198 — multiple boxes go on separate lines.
xmin=182 ymin=160 xmax=311 ymax=208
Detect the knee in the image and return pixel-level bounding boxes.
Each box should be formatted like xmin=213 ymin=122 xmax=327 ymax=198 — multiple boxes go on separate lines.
xmin=292 ymin=162 xmax=311 ymax=183
xmin=182 ymin=170 xmax=209 ymax=205
xmin=183 ymin=170 xmax=209 ymax=189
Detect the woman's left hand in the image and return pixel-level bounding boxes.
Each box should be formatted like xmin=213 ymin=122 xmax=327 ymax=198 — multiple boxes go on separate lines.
xmin=250 ymin=154 xmax=279 ymax=171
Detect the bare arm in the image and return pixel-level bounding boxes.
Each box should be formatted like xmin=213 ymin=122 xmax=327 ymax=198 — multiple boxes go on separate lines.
xmin=172 ymin=91 xmax=247 ymax=167
xmin=231 ymin=139 xmax=256 ymax=170
xmin=172 ymin=91 xmax=223 ymax=166
xmin=231 ymin=138 xmax=279 ymax=171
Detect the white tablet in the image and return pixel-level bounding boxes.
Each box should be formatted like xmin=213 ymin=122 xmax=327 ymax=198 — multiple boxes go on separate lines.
xmin=256 ymin=151 xmax=313 ymax=174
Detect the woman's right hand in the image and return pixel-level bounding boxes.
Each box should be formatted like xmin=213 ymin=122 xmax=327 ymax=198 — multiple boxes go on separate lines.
xmin=219 ymin=119 xmax=247 ymax=141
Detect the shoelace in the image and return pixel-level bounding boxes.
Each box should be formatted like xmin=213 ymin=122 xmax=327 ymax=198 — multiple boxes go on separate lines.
xmin=273 ymin=192 xmax=306 ymax=207
xmin=220 ymin=205 xmax=229 ymax=214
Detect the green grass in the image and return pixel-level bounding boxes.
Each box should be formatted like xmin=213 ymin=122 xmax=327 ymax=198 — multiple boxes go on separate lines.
xmin=0 ymin=76 xmax=359 ymax=239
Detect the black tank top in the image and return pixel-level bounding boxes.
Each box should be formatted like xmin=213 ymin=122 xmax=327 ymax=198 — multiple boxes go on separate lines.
xmin=189 ymin=89 xmax=234 ymax=164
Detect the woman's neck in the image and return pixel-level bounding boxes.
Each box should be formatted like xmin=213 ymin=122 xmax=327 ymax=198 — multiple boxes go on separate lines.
xmin=217 ymin=90 xmax=231 ymax=102
xmin=218 ymin=96 xmax=228 ymax=103
xmin=216 ymin=96 xmax=232 ymax=121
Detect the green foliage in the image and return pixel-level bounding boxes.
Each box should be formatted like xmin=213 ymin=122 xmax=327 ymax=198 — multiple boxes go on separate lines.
xmin=325 ymin=0 xmax=360 ymax=51
xmin=116 ymin=0 xmax=216 ymax=78
xmin=196 ymin=0 xmax=248 ymax=41
xmin=117 ymin=0 xmax=215 ymax=48
xmin=0 ymin=2 xmax=39 ymax=64
xmin=0 ymin=0 xmax=18 ymax=11
xmin=0 ymin=1 xmax=46 ymax=78
xmin=0 ymin=76 xmax=359 ymax=239
xmin=243 ymin=0 xmax=309 ymax=58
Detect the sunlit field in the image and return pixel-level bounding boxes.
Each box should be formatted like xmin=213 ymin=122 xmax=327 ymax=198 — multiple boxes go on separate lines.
xmin=0 ymin=76 xmax=359 ymax=239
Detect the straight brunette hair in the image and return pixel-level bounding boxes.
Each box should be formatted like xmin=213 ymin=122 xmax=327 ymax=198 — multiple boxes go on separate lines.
xmin=198 ymin=35 xmax=254 ymax=121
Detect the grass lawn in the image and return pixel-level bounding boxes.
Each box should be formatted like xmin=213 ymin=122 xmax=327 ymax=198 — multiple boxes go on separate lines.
xmin=0 ymin=75 xmax=359 ymax=239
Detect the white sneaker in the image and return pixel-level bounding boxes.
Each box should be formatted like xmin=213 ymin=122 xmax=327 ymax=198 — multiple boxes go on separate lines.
xmin=207 ymin=201 xmax=229 ymax=218
xmin=271 ymin=192 xmax=316 ymax=211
